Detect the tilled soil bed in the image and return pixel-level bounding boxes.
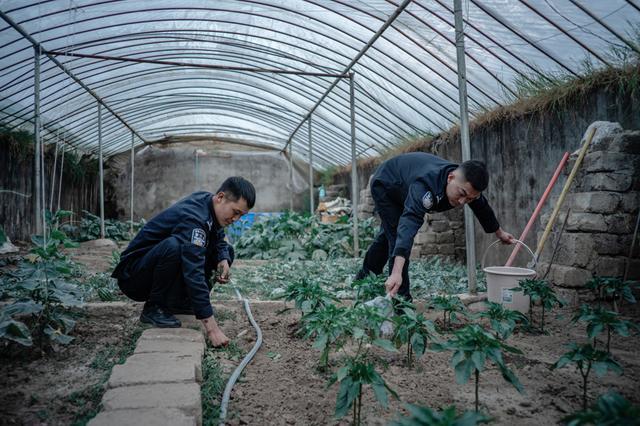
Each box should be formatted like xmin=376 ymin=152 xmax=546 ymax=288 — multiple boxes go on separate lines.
xmin=220 ymin=301 xmax=640 ymax=426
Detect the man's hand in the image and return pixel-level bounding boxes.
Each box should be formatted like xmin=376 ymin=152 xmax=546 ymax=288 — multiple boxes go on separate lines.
xmin=495 ymin=228 xmax=515 ymax=244
xmin=385 ymin=273 xmax=403 ymax=297
xmin=216 ymin=259 xmax=230 ymax=283
xmin=201 ymin=316 xmax=230 ymax=347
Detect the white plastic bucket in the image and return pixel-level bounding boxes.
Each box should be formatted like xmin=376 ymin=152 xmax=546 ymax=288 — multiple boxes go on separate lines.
xmin=482 ymin=240 xmax=536 ymax=314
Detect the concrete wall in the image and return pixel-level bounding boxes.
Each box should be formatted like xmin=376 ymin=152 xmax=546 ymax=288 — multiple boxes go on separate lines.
xmin=105 ymin=139 xmax=308 ymax=221
xmin=352 ymin=80 xmax=640 ymax=271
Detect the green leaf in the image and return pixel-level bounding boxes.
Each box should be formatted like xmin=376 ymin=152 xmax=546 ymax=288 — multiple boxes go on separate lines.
xmin=372 ymin=382 xmax=389 ymax=408
xmin=0 ymin=317 xmax=33 ymax=346
xmin=373 ymin=338 xmax=398 ymax=353
xmin=2 ymin=300 xmax=43 ymax=317
xmin=454 ymin=358 xmax=474 ymax=385
xmin=471 ymin=351 xmax=487 ymax=372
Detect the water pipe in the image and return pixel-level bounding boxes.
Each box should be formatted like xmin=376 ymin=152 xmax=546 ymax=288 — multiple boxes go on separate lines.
xmin=218 ymin=288 xmax=263 ymax=426
xmin=505 ymin=152 xmax=570 ymax=266
xmin=535 ymin=126 xmax=597 ymax=260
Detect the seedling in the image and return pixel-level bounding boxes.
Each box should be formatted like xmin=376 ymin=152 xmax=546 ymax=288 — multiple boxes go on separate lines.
xmin=327 ymin=303 xmax=398 ymax=425
xmin=571 ymin=304 xmax=639 ymax=354
xmin=390 ymin=404 xmax=491 ymax=426
xmin=562 ymin=391 xmax=640 ymax=426
xmin=476 ymin=301 xmax=529 ymax=340
xmin=299 ymin=304 xmax=352 ymax=370
xmin=513 ymin=278 xmax=564 ymax=333
xmin=551 ymin=343 xmax=622 ymax=410
xmin=393 ymin=306 xmax=438 ymax=368
xmin=585 ymin=276 xmax=637 ymax=312
xmin=430 ymin=295 xmax=466 ymax=331
xmin=0 ymin=210 xmax=83 ymax=349
xmin=280 ymin=277 xmax=337 ymax=314
xmin=432 ymin=324 xmax=523 ymax=412
xmin=351 ymin=272 xmax=386 ymax=305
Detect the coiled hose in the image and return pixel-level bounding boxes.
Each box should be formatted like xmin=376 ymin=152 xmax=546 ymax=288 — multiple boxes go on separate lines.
xmin=218 ymin=288 xmax=263 ymax=426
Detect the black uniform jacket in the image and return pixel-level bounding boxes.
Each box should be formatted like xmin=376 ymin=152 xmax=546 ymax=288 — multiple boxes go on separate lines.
xmin=112 ymin=191 xmax=231 ymax=319
xmin=371 ymin=152 xmax=500 ymax=259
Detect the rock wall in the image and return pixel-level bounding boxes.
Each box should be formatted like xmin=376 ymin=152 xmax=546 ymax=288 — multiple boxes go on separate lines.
xmin=537 ymin=123 xmax=639 ymax=289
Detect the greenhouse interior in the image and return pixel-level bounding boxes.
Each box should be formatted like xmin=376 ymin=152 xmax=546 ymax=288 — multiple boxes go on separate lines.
xmin=1 ymin=1 xmax=639 ymax=425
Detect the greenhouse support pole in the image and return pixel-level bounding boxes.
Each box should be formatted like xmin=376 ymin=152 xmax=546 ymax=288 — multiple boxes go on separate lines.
xmin=289 ymin=142 xmax=294 ymax=211
xmin=454 ymin=0 xmax=477 ymax=293
xmin=49 ymin=131 xmax=60 ymax=212
xmin=308 ymin=115 xmax=314 ymax=214
xmin=57 ymin=135 xmax=65 ymax=211
xmin=33 ymin=47 xmax=44 ymax=235
xmin=130 ymin=131 xmax=135 ymax=234
xmin=349 ymin=74 xmax=359 ymax=258
xmin=98 ymin=103 xmax=105 ymax=239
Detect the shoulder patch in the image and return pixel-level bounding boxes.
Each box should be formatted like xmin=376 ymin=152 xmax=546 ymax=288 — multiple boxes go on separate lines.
xmin=422 ymin=191 xmax=434 ymax=210
xmin=191 ymin=228 xmax=207 ymax=247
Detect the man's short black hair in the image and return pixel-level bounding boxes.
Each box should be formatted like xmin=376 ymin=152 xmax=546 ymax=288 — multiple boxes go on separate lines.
xmin=458 ymin=160 xmax=489 ymax=192
xmin=217 ymin=176 xmax=256 ymax=209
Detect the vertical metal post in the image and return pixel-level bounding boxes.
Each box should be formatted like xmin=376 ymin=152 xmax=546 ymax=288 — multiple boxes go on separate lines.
xmin=49 ymin=131 xmax=59 ymax=211
xmin=289 ymin=142 xmax=294 ymax=211
xmin=454 ymin=0 xmax=477 ymax=293
xmin=349 ymin=73 xmax=359 ymax=258
xmin=195 ymin=152 xmax=199 ymax=189
xmin=57 ymin=135 xmax=65 ymax=211
xmin=98 ymin=103 xmax=105 ymax=239
xmin=130 ymin=131 xmax=135 ymax=234
xmin=308 ymin=115 xmax=314 ymax=214
xmin=33 ymin=46 xmax=43 ymax=235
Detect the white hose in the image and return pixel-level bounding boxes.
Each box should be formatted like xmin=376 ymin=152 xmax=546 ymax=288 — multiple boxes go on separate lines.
xmin=218 ymin=288 xmax=263 ymax=426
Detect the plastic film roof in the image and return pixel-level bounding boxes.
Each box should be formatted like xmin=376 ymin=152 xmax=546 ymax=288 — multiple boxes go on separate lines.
xmin=1 ymin=1 xmax=638 ymax=168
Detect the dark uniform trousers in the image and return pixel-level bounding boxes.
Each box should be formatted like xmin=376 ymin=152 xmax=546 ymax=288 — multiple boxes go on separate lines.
xmin=118 ymin=236 xmax=235 ymax=309
xmin=358 ymin=182 xmax=412 ymax=302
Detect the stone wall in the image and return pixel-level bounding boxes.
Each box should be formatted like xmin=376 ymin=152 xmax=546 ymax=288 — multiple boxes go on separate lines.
xmin=537 ymin=123 xmax=639 ymax=290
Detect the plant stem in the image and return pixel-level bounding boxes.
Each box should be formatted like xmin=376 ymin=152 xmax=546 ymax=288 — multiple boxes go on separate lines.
xmin=475 ymin=369 xmax=479 ymax=412
xmin=541 ymin=305 xmax=545 ymax=333
xmin=580 ymin=362 xmax=592 ymax=411
xmin=607 ymin=327 xmax=611 ymax=354
xmin=357 ymin=391 xmax=362 ymax=425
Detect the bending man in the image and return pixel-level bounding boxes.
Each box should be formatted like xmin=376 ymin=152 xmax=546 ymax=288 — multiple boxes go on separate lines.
xmin=355 ymin=153 xmax=513 ymax=301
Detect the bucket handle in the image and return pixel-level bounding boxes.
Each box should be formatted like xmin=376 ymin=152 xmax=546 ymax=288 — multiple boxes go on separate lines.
xmin=481 ymin=239 xmax=537 ymax=269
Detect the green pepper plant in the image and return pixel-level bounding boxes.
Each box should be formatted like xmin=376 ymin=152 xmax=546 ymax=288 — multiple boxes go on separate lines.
xmin=298 ymin=304 xmax=352 ymax=370
xmin=551 ymin=343 xmax=622 ymax=410
xmin=432 ymin=324 xmax=523 ymax=412
xmin=513 ymin=278 xmax=564 ymax=333
xmin=585 ymin=276 xmax=637 ymax=312
xmin=562 ymin=391 xmax=640 ymax=426
xmin=393 ymin=305 xmax=439 ymax=368
xmin=430 ymin=295 xmax=467 ymax=331
xmin=476 ymin=301 xmax=529 ymax=340
xmin=571 ymin=304 xmax=639 ymax=354
xmin=280 ymin=277 xmax=338 ymax=314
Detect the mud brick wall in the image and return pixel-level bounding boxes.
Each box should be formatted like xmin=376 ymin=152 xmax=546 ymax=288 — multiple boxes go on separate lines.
xmin=537 ymin=123 xmax=639 ymax=290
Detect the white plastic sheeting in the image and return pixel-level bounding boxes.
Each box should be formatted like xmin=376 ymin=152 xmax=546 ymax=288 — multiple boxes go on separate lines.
xmin=1 ymin=1 xmax=638 ymax=168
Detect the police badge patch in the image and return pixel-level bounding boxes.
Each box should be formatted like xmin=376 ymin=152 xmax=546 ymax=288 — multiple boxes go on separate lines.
xmin=422 ymin=191 xmax=434 ymax=210
xmin=191 ymin=228 xmax=207 ymax=247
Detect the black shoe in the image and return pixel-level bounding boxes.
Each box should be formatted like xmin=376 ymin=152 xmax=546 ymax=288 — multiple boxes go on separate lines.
xmin=354 ymin=268 xmax=369 ymax=281
xmin=140 ymin=304 xmax=182 ymax=328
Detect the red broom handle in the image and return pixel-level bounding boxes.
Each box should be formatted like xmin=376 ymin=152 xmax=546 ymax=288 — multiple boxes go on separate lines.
xmin=505 ymin=152 xmax=570 ymax=267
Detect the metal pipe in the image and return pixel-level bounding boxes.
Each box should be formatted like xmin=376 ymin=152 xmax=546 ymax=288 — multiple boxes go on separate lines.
xmin=308 ymin=115 xmax=314 ymax=214
xmin=470 ymin=0 xmax=578 ymax=77
xmin=518 ymin=0 xmax=612 ymax=67
xmin=46 ymin=50 xmax=345 ymax=77
xmin=568 ymin=0 xmax=640 ymax=56
xmin=33 ymin=46 xmax=43 ymax=235
xmin=289 ymin=143 xmax=294 ymax=211
xmin=0 ymin=10 xmax=147 ymax=144
xmin=49 ymin=131 xmax=60 ymax=211
xmin=130 ymin=131 xmax=135 ymax=234
xmin=57 ymin=137 xmax=65 ymax=212
xmin=281 ymin=0 xmax=414 ymax=152
xmin=349 ymin=74 xmax=359 ymax=258
xmin=98 ymin=103 xmax=105 ymax=239
xmin=454 ymin=0 xmax=477 ymax=293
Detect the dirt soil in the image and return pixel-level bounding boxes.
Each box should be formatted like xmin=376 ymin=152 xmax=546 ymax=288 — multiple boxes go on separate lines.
xmin=218 ymin=301 xmax=640 ymax=426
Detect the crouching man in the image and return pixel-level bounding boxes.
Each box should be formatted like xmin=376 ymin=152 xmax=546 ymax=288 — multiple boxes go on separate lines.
xmin=112 ymin=176 xmax=255 ymax=347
